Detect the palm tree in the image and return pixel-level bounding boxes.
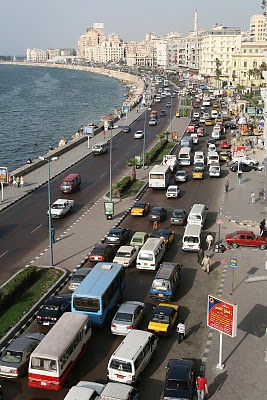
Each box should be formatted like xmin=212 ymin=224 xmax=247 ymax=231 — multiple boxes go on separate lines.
xmin=164 ymin=131 xmax=171 ymax=142
xmin=248 ymin=69 xmax=254 ymax=81
xmin=215 ymin=58 xmax=222 ymax=87
xmin=156 ymin=133 xmax=165 ymax=147
xmin=127 ymin=158 xmax=139 ymax=181
xmin=262 ymin=0 xmax=266 ymax=9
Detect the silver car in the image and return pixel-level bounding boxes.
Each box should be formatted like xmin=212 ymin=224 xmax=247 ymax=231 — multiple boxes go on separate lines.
xmin=68 ymin=268 xmax=91 ymax=291
xmin=0 ymin=333 xmax=45 ymax=378
xmin=175 ymin=170 xmax=188 ymax=182
xmin=111 ymin=301 xmax=145 ymax=336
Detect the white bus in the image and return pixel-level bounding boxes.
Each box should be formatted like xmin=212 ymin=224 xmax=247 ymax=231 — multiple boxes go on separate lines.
xmin=149 ymin=165 xmax=171 ymax=189
xmin=178 ymin=147 xmax=191 ymax=166
xmin=28 ymin=313 xmax=92 ymax=391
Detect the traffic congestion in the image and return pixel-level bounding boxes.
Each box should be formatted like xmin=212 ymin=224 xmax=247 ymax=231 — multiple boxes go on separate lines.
xmin=0 ymin=75 xmax=262 ymax=400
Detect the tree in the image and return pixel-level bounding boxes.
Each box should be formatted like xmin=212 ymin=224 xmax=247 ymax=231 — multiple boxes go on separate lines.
xmin=215 ymin=58 xmax=222 ymax=85
xmin=156 ymin=133 xmax=165 ymax=147
xmin=163 ymin=131 xmax=171 ymax=142
xmin=248 ymin=69 xmax=254 ymax=81
xmin=262 ymin=0 xmax=266 ymax=9
xmin=127 ymin=158 xmax=139 ymax=181
xmin=232 ymin=71 xmax=237 ymax=82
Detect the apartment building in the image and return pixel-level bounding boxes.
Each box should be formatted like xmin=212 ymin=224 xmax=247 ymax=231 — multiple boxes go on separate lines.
xmin=125 ymin=40 xmax=156 ymax=67
xmin=77 ymin=23 xmax=106 ymax=58
xmin=85 ymin=42 xmax=125 ymax=64
xmin=250 ymin=13 xmax=267 ymax=42
xmin=167 ymin=33 xmax=201 ymax=70
xmin=26 ymin=48 xmax=48 ymax=62
xmin=199 ymin=25 xmax=242 ymax=81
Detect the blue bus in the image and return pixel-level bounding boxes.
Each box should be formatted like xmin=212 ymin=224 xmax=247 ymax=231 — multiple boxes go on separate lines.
xmin=71 ymin=262 xmax=126 ymax=327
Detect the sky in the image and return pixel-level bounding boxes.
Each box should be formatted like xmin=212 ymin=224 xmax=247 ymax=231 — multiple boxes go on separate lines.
xmin=0 ymin=0 xmax=264 ymax=56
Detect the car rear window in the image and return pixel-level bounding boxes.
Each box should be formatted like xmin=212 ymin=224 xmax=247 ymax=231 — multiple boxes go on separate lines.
xmin=115 ymin=312 xmax=132 ymax=322
xmin=110 ymin=359 xmax=132 ymax=373
xmin=1 ymin=350 xmax=22 ymax=363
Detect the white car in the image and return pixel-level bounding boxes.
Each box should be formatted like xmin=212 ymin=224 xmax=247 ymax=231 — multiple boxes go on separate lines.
xmin=111 ymin=301 xmax=145 ymax=336
xmin=113 ymin=245 xmax=138 ymax=267
xmin=166 ymin=185 xmax=181 ymax=198
xmin=232 ymin=156 xmax=259 ymax=166
xmin=193 ymin=112 xmax=200 ymax=118
xmin=208 ymin=143 xmax=216 ymax=152
xmin=134 ymin=130 xmax=144 ymax=139
xmin=200 ymin=116 xmax=206 ymax=123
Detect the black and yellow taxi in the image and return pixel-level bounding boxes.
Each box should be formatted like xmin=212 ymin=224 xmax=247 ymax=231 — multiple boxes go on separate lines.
xmin=152 ymin=229 xmax=175 ymax=248
xmin=147 ymin=303 xmax=179 ymax=336
xmin=205 ymin=118 xmax=213 ymax=126
xmin=130 ymin=201 xmax=150 ymax=216
xmin=192 ymin=168 xmax=203 ymax=179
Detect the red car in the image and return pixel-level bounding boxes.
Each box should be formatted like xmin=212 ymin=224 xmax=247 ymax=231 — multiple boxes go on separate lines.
xmin=88 ymin=243 xmax=118 ymax=262
xmin=186 ymin=124 xmax=195 ymax=133
xmin=197 ymin=127 xmax=204 ymax=137
xmin=225 ymin=230 xmax=267 ymax=250
xmin=221 ymin=140 xmax=231 ymax=149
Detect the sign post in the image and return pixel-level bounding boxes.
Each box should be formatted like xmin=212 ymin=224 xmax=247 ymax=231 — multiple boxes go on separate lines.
xmin=217 ymin=219 xmax=224 ymax=250
xmin=207 ymin=295 xmax=238 ymax=370
xmin=104 ymin=202 xmax=114 ymax=220
xmin=229 ymin=258 xmax=237 ymax=295
xmin=84 ymin=126 xmax=94 ymax=149
xmin=0 ymin=167 xmax=9 ymax=202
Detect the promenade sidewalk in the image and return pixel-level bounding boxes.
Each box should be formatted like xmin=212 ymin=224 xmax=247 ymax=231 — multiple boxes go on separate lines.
xmin=204 ymin=144 xmax=267 ymax=399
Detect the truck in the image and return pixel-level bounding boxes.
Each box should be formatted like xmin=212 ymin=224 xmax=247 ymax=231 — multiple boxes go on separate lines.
xmin=163 ymin=154 xmax=177 ymax=172
xmin=49 ymin=199 xmax=74 ymax=218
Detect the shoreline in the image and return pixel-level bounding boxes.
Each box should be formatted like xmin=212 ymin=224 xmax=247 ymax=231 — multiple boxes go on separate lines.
xmin=0 ymin=62 xmax=145 ymax=176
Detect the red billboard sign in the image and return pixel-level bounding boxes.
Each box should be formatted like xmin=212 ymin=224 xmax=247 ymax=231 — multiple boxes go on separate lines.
xmin=232 ymin=145 xmax=246 ymax=158
xmin=207 ymin=295 xmax=238 ymax=337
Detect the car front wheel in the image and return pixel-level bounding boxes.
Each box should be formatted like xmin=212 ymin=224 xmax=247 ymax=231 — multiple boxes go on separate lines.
xmin=260 ymin=243 xmax=266 ymax=250
xmin=232 ymin=242 xmax=239 ymax=249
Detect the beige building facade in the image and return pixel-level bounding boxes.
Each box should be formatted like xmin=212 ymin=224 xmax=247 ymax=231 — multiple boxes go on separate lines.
xmin=250 ymin=13 xmax=267 ymax=42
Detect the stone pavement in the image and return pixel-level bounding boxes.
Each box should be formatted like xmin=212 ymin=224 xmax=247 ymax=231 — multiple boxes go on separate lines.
xmin=204 ymin=143 xmax=267 ymax=399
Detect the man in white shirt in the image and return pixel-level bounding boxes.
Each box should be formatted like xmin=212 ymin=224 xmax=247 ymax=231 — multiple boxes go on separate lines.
xmin=177 ymin=320 xmax=186 ymax=344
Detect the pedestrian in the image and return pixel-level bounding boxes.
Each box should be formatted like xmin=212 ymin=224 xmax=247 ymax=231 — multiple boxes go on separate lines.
xmin=197 ymin=248 xmax=204 ymax=265
xmin=136 ymin=108 xmax=139 ymax=113
xmin=226 ymin=155 xmax=230 ymax=166
xmin=51 ymin=227 xmax=56 ymax=243
xmin=260 ymin=219 xmax=266 ymax=235
xmin=176 ymin=320 xmax=186 ymax=344
xmin=206 ymin=234 xmax=213 ymax=250
xmin=153 ymin=220 xmax=159 ymax=232
xmin=196 ymin=374 xmax=209 ymax=400
xmin=12 ymin=177 xmax=17 ymax=187
xmin=19 ymin=176 xmax=24 ymax=187
xmin=202 ymin=255 xmax=211 ymax=274
xmin=16 ymin=176 xmax=20 ymax=188
xmin=251 ymin=191 xmax=256 ymax=204
xmin=225 ymin=179 xmax=229 ymax=193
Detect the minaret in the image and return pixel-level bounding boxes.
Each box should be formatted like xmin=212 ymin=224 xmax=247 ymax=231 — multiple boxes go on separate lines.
xmin=194 ymin=9 xmax=198 ymax=35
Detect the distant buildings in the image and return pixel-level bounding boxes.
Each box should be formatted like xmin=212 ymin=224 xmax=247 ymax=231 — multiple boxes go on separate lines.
xmin=26 ymin=48 xmax=76 ymax=62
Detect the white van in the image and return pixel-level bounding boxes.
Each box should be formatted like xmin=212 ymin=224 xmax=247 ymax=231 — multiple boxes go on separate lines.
xmin=136 ymin=238 xmax=165 ymax=270
xmin=194 ymin=151 xmax=204 ymax=164
xmin=211 ymin=125 xmax=221 ymax=140
xmin=107 ymin=330 xmax=158 ymax=385
xmin=209 ymin=162 xmax=221 ymax=177
xmin=211 ymin=110 xmax=218 ymax=119
xmin=92 ymin=142 xmax=108 ymax=155
xmin=182 ymin=224 xmax=202 ymax=252
xmin=178 ymin=147 xmax=191 ymax=166
xmin=207 ymin=151 xmax=219 ymax=165
xmin=187 ymin=203 xmax=207 ymax=227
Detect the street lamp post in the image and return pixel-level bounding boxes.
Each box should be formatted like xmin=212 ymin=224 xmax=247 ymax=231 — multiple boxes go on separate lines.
xmin=142 ymin=108 xmax=147 ymax=169
xmin=39 ymin=156 xmax=58 ymax=266
xmin=109 ymin=123 xmax=118 ymax=202
xmin=170 ymin=96 xmax=173 ymax=138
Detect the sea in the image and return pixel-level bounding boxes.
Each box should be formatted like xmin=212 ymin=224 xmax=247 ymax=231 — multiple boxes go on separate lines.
xmin=0 ymin=64 xmax=127 ymax=171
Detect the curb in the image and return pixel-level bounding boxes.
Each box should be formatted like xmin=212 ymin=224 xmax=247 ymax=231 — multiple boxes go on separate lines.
xmin=224 ymin=217 xmax=259 ymax=228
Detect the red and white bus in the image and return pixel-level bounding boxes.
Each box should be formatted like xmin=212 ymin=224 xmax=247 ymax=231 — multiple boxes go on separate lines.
xmin=28 ymin=312 xmax=92 ymax=390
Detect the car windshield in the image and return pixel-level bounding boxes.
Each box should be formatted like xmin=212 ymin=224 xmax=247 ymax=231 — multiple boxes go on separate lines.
xmin=139 ymin=252 xmax=153 ymax=261
xmin=131 ymin=237 xmax=143 ymax=243
xmin=71 ymin=274 xmax=87 ymax=283
xmin=108 ymin=231 xmax=120 ymax=237
xmin=52 ymin=204 xmax=64 ymax=209
xmin=1 ymin=350 xmax=22 ymax=363
xmin=110 ymin=359 xmax=132 ymax=373
xmin=168 ymin=188 xmax=177 ymax=192
xmin=134 ymin=203 xmax=143 ymax=208
xmin=172 ymin=212 xmax=183 ymax=218
xmin=91 ymin=247 xmax=105 ymax=255
xmin=151 ymin=210 xmax=161 ymax=215
xmin=152 ymin=313 xmax=170 ymax=324
xmin=43 ymin=305 xmax=59 ymax=311
xmin=115 ymin=312 xmax=132 ymax=322
xmin=116 ymin=252 xmax=131 ymax=258
xmin=152 ymin=279 xmax=170 ymax=291
xmin=176 ymin=172 xmax=186 ymax=176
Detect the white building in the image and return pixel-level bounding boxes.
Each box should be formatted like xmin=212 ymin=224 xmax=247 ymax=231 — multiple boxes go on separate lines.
xmin=26 ymin=48 xmax=48 ymax=62
xmin=250 ymin=13 xmax=267 ymax=42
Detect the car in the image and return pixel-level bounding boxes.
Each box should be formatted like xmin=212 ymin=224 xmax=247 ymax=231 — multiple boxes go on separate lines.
xmin=148 ymin=207 xmax=167 ymax=222
xmin=163 ymin=359 xmax=195 ymax=400
xmin=203 ymin=113 xmax=210 ymax=119
xmin=191 ymin=116 xmax=199 ymax=123
xmin=194 ymin=161 xmax=205 ymax=171
xmin=193 ymin=103 xmax=200 ymax=108
xmin=221 ymin=139 xmax=231 ymax=148
xmin=193 ymin=112 xmax=200 ymax=118
xmin=88 ymin=243 xmax=118 ymax=262
xmin=207 ymin=138 xmax=216 ymax=145
xmin=219 ymin=151 xmax=231 ymax=162
xmin=229 ymin=163 xmax=253 ymax=172
xmin=111 ymin=301 xmax=146 ymax=336
xmin=175 ymin=170 xmax=188 ymax=182
xmin=0 ymin=333 xmax=45 ymax=378
xmin=105 ymin=227 xmax=130 ymax=245
xmin=36 ymin=294 xmax=72 ymax=325
xmin=152 ymin=229 xmax=175 ymax=248
xmin=170 ymin=209 xmax=187 ymax=225
xmin=166 ymin=185 xmax=181 ymax=198
xmin=130 ymin=201 xmax=150 ymax=216
xmin=200 ymin=116 xmax=206 ymax=123
xmin=122 ymin=126 xmax=131 ymax=133
xmin=130 ymin=231 xmax=149 ymax=249
xmin=232 ymin=156 xmax=259 ymax=166
xmin=205 ymin=119 xmax=212 ymax=126
xmin=134 ymin=130 xmax=144 ymax=139
xmin=113 ymin=245 xmax=139 ymax=267
xmin=147 ymin=303 xmax=179 ymax=335
xmin=208 ymin=143 xmax=216 ymax=152
xmin=197 ymin=127 xmax=204 ymax=136
xmin=166 ymin=102 xmax=172 ymax=108
xmin=213 ymin=102 xmax=218 ymax=108
xmin=193 ymin=120 xmax=200 ymax=129
xmin=160 ymin=110 xmax=167 ymax=116
xmin=149 ymin=118 xmax=157 ymax=126
xmin=200 ymin=106 xmax=206 ymax=112
xmin=230 ymin=123 xmax=237 ymax=129
xmin=68 ymin=268 xmax=91 ymax=291
xmin=225 ymin=230 xmax=267 ymax=250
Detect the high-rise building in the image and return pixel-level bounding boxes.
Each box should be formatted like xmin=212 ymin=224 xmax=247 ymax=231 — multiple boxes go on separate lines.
xmin=250 ymin=13 xmax=267 ymax=42
xmin=78 ymin=23 xmax=106 ymax=58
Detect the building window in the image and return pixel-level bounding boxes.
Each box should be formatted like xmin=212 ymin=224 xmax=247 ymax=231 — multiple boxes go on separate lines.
xmin=234 ymin=61 xmax=236 ymax=67
xmin=256 ymin=49 xmax=259 ymax=53
xmin=244 ymin=61 xmax=247 ymax=68
xmin=253 ymin=61 xmax=257 ymax=68
xmin=249 ymin=49 xmax=253 ymax=53
xmin=244 ymin=49 xmax=247 ymax=53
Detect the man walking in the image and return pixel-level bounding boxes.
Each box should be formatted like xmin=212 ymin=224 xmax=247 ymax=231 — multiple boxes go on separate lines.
xmin=197 ymin=248 xmax=204 ymax=265
xmin=196 ymin=374 xmax=208 ymax=400
xmin=51 ymin=227 xmax=56 ymax=243
xmin=206 ymin=234 xmax=213 ymax=250
xmin=202 ymin=255 xmax=211 ymax=274
xmin=176 ymin=320 xmax=186 ymax=344
xmin=251 ymin=191 xmax=256 ymax=204
xmin=260 ymin=219 xmax=266 ymax=236
xmin=225 ymin=179 xmax=229 ymax=193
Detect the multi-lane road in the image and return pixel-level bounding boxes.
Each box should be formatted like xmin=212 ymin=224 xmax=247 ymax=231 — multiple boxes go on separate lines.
xmin=0 ymin=92 xmax=228 ymax=400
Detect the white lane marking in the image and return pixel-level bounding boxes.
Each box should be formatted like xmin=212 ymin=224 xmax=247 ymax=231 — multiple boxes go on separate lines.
xmin=81 ymin=186 xmax=90 ymax=192
xmin=100 ymin=173 xmax=106 ymax=178
xmin=125 ymin=152 xmax=129 ymax=156
xmin=114 ymin=162 xmax=119 ymax=166
xmin=30 ymin=224 xmax=42 ymax=234
xmin=0 ymin=251 xmax=8 ymax=259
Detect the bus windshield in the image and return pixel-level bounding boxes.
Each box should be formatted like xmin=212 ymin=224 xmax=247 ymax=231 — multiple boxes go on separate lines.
xmin=150 ymin=173 xmax=164 ymax=180
xmin=73 ymin=297 xmax=100 ymax=312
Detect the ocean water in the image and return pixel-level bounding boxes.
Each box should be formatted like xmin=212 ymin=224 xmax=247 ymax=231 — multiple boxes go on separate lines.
xmin=0 ymin=64 xmax=127 ymax=171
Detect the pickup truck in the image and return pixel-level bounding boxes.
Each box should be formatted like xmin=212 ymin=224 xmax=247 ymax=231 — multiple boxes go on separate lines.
xmin=48 ymin=199 xmax=74 ymax=218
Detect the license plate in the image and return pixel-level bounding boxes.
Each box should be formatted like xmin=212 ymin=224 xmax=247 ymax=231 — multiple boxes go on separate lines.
xmin=117 ymin=375 xmax=124 ymax=379
xmin=159 ymin=293 xmax=164 ymax=297
xmin=43 ymin=322 xmax=50 ymax=326
xmin=41 ymin=382 xmax=47 ymax=386
xmin=144 ymin=263 xmax=148 ymax=266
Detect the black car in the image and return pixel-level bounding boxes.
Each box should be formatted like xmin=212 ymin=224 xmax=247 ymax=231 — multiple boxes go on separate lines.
xmin=37 ymin=294 xmax=71 ymax=325
xmin=207 ymin=138 xmax=215 ymax=145
xmin=193 ymin=121 xmax=200 ymax=129
xmin=160 ymin=110 xmax=167 ymax=116
xmin=105 ymin=227 xmax=130 ymax=245
xmin=225 ymin=122 xmax=237 ymax=129
xmin=163 ymin=359 xmax=195 ymax=400
xmin=191 ymin=117 xmax=199 ymax=123
xmin=170 ymin=209 xmax=187 ymax=226
xmin=122 ymin=126 xmax=131 ymax=133
xmin=148 ymin=207 xmax=167 ymax=222
xmin=229 ymin=163 xmax=253 ymax=172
